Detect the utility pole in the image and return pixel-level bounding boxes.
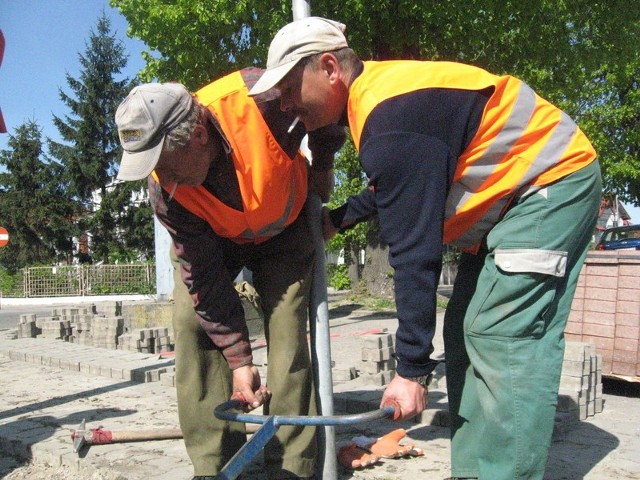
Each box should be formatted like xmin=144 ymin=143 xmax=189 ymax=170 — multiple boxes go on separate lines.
xmin=289 ymin=2 xmax=338 ymax=479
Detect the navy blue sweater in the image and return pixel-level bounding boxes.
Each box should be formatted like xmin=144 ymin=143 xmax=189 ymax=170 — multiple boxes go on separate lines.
xmin=331 ymin=87 xmax=491 ymax=377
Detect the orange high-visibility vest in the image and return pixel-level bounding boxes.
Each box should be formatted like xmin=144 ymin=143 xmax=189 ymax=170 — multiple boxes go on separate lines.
xmin=348 ymin=61 xmax=597 ymax=252
xmin=154 ymin=71 xmax=309 ymax=244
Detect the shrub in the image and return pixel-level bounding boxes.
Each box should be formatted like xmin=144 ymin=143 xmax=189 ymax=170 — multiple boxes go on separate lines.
xmin=327 ymin=264 xmax=351 ymax=291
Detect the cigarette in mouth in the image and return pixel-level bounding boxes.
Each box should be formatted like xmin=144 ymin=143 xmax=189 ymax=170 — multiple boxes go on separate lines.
xmin=287 ymin=115 xmax=301 ymax=134
xmin=168 ymin=183 xmax=178 ymax=201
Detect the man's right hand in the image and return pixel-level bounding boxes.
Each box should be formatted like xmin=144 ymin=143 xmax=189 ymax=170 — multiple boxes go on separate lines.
xmin=380 ymin=375 xmax=428 ymax=420
xmin=232 ymin=364 xmax=271 ymax=411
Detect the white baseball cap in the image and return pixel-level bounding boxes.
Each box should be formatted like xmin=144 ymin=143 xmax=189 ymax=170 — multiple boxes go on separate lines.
xmin=115 ymin=83 xmax=193 ymax=181
xmin=249 ymin=17 xmax=348 ymax=96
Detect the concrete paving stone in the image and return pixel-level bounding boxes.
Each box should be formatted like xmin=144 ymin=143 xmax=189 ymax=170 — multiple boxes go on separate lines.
xmin=562 ymin=358 xmax=591 ymax=377
xmin=361 ymin=346 xmax=394 ymax=362
xmin=2 ymin=301 xmax=640 ymax=479
xmin=28 ymin=441 xmax=64 ymax=467
xmin=59 ymin=451 xmax=82 ymax=472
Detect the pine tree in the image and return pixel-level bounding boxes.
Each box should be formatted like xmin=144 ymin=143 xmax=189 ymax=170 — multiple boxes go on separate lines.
xmin=48 ymin=13 xmax=153 ymax=264
xmin=0 ymin=121 xmax=76 ymax=272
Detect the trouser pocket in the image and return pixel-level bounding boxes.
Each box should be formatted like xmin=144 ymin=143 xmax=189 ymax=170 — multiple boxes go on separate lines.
xmin=465 ymin=248 xmax=566 ymax=339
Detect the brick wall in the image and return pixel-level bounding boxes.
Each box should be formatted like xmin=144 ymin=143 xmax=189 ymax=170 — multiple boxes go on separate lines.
xmin=566 ymin=251 xmax=640 ymax=379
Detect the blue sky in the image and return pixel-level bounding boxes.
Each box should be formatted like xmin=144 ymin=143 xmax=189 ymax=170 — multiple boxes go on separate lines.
xmin=0 ymin=0 xmax=146 ymax=150
xmin=1 ymin=1 xmax=638 ymax=223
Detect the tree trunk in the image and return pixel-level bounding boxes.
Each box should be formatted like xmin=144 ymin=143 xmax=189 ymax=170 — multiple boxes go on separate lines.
xmin=360 ymin=218 xmax=394 ymax=299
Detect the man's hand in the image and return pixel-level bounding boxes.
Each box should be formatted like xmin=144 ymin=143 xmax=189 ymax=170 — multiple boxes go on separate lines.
xmin=380 ymin=375 xmax=428 ymax=420
xmin=232 ymin=364 xmax=271 ymax=412
xmin=322 ymin=206 xmax=339 ymax=241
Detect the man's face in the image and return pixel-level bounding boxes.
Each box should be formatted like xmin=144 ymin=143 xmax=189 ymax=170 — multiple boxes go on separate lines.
xmin=277 ymin=57 xmax=344 ymax=131
xmin=154 ymin=134 xmax=212 ymax=187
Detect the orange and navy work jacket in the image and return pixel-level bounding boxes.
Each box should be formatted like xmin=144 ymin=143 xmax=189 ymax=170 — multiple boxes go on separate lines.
xmin=161 ymin=70 xmax=309 ymax=244
xmin=347 ymin=61 xmax=596 ymax=252
xmin=331 ymin=60 xmax=597 ymax=378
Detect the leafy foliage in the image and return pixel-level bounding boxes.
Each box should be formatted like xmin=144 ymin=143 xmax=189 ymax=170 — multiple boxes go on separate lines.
xmin=110 ymin=1 xmax=640 ymax=287
xmin=0 ymin=121 xmax=77 ymax=272
xmin=111 ymin=1 xmax=640 ymax=206
xmin=47 ymin=13 xmax=153 ymax=263
xmin=325 ymin=138 xmax=368 ymax=261
xmin=327 ymin=264 xmax=351 ymax=291
xmin=579 ymin=58 xmax=640 ymax=204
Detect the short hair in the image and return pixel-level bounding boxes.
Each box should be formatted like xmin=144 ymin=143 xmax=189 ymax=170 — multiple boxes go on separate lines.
xmin=163 ymin=101 xmax=201 ymax=152
xmin=305 ymin=47 xmax=361 ymax=74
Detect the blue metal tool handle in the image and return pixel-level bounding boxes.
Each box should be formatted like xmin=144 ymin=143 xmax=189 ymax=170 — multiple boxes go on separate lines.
xmin=215 ymin=399 xmax=396 ymax=426
xmin=213 ymin=401 xmax=397 ymax=479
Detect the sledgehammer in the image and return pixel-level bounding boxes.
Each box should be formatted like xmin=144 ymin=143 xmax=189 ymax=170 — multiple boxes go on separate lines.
xmin=71 ymin=419 xmax=183 ymax=453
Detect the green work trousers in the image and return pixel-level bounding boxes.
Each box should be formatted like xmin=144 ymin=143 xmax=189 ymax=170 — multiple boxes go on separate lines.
xmin=444 ymin=161 xmax=601 ymax=480
xmin=171 ymin=206 xmax=317 ymax=478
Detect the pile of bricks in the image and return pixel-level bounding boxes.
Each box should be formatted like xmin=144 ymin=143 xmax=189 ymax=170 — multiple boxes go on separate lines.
xmin=14 ymin=303 xmax=174 ymax=355
xmin=358 ymin=332 xmax=397 ymax=386
xmin=17 ymin=313 xmax=40 ymax=338
xmin=117 ymin=327 xmax=173 ymax=354
xmin=331 ymin=331 xmax=399 ymax=386
xmin=91 ymin=316 xmax=124 ymax=349
xmin=41 ymin=318 xmax=73 ymax=340
xmin=557 ymin=341 xmax=604 ymax=421
xmin=72 ymin=312 xmax=96 ymax=345
xmin=160 ymin=366 xmax=177 ymax=387
xmin=566 ymin=251 xmax=640 ymax=379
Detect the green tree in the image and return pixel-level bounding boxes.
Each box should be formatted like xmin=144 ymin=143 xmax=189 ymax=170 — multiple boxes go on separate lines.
xmin=48 ymin=13 xmax=153 ymax=263
xmin=112 ymin=0 xmax=640 ymax=291
xmin=0 ymin=121 xmax=76 ymax=272
xmin=579 ymin=58 xmax=640 ymax=205
xmin=325 ymin=139 xmax=369 ymax=287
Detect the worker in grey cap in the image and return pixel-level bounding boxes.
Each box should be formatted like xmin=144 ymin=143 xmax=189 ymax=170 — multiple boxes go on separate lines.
xmin=252 ymin=16 xmax=601 ymax=480
xmin=115 ymin=70 xmax=344 ymax=479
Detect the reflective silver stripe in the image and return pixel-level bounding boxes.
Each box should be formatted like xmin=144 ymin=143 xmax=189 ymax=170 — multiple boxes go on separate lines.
xmin=526 ymin=110 xmax=577 ymax=179
xmin=461 ymin=81 xmax=536 ymax=191
xmin=446 ymin=81 xmax=579 ymax=249
xmin=445 ymin=81 xmax=536 ymax=220
xmin=450 ymin=197 xmax=510 ymax=249
xmin=236 ymin=179 xmax=298 ymax=241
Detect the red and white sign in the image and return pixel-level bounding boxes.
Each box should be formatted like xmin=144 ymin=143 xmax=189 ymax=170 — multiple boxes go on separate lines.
xmin=0 ymin=226 xmax=8 ymax=247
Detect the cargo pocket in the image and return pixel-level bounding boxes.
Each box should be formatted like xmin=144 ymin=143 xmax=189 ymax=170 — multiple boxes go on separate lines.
xmin=466 ymin=249 xmax=568 ymax=339
xmin=494 ymin=249 xmax=567 ymax=278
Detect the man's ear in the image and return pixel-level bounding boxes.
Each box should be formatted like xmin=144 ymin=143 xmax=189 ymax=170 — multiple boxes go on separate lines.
xmin=319 ymin=52 xmax=341 ymax=84
xmin=191 ymin=123 xmax=209 ymax=146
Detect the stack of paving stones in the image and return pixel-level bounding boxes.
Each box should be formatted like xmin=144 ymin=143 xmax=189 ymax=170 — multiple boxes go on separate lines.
xmin=331 ymin=331 xmax=398 ymax=386
xmin=17 ymin=313 xmax=40 ymax=338
xmin=358 ymin=332 xmax=397 ymax=386
xmin=7 ymin=304 xmax=175 ymax=385
xmin=160 ymin=366 xmax=177 ymax=387
xmin=15 ymin=302 xmax=175 ymax=356
xmin=90 ymin=316 xmax=124 ymax=349
xmin=557 ymin=341 xmax=604 ymax=422
xmin=41 ymin=318 xmax=73 ymax=340
xmin=117 ymin=327 xmax=173 ymax=354
xmin=72 ymin=311 xmax=96 ymax=345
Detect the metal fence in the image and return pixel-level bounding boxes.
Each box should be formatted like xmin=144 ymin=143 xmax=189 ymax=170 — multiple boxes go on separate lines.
xmin=1 ymin=264 xmax=155 ymax=298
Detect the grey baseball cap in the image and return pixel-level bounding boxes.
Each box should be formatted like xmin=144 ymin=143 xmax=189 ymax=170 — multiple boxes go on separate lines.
xmin=248 ymin=17 xmax=347 ymax=96
xmin=115 ymin=83 xmax=193 ymax=181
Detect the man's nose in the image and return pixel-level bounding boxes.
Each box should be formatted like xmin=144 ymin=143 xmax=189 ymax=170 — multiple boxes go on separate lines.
xmin=280 ymin=95 xmax=292 ymax=112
